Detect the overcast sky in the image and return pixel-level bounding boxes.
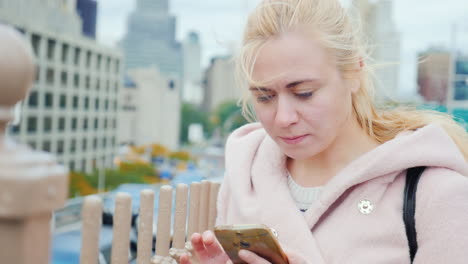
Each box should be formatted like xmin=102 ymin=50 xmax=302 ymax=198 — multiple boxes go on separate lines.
xmin=96 ymin=0 xmax=468 ymax=97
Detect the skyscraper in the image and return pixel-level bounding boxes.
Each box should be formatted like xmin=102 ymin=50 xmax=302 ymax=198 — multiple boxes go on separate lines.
xmin=120 ymin=0 xmax=183 ymax=79
xmin=202 ymin=56 xmax=240 ymax=112
xmin=183 ymin=31 xmax=203 ymax=105
xmin=76 ymin=0 xmax=97 ymax=39
xmin=353 ymin=0 xmax=401 ymax=100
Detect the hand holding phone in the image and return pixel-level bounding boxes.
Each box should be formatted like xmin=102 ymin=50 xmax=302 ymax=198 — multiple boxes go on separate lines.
xmin=214 ymin=224 xmax=289 ymax=264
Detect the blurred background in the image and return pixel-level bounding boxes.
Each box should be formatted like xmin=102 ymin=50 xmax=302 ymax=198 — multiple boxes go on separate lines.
xmin=0 ymin=0 xmax=467 ymax=263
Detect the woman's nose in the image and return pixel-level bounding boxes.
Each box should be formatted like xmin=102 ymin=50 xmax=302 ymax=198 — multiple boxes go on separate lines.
xmin=274 ymin=95 xmax=299 ymax=127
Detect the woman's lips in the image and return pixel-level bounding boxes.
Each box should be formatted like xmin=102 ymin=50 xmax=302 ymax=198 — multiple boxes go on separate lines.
xmin=279 ymin=134 xmax=308 ymax=145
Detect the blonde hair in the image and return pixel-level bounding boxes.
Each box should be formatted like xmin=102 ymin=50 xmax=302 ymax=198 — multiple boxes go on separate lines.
xmin=236 ymin=0 xmax=468 ymax=161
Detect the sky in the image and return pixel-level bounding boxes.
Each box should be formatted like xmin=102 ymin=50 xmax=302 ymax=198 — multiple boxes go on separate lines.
xmin=96 ymin=0 xmax=468 ymax=97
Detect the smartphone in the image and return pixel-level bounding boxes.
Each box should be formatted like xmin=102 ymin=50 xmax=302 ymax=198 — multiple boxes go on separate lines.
xmin=214 ymin=224 xmax=289 ymax=264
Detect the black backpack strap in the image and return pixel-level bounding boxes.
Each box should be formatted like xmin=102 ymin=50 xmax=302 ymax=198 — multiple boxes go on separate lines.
xmin=403 ymin=166 xmax=426 ymax=263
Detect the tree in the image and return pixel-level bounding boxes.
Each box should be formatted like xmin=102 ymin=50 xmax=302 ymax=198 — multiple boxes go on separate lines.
xmin=180 ymin=103 xmax=211 ymax=144
xmin=213 ymin=100 xmax=249 ymax=136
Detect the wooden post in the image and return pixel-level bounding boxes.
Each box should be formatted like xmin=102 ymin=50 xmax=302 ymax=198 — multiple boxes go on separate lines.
xmin=173 ymin=184 xmax=188 ymax=249
xmin=80 ymin=196 xmax=103 ymax=264
xmin=111 ymin=193 xmax=132 ymax=264
xmin=137 ymin=189 xmax=155 ymax=264
xmin=0 ymin=25 xmax=68 ymax=264
xmin=186 ymin=182 xmax=200 ymax=238
xmin=198 ymin=181 xmax=211 ymax=233
xmin=155 ymin=186 xmax=173 ymax=257
xmin=208 ymin=182 xmax=221 ymax=230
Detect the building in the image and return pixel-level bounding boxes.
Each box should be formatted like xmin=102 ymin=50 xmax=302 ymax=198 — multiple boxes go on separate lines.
xmin=182 ymin=31 xmax=203 ymax=105
xmin=454 ymin=57 xmax=468 ymax=101
xmin=1 ymin=0 xmax=123 ymax=173
xmin=417 ymin=50 xmax=451 ymax=104
xmin=353 ymin=0 xmax=401 ymax=100
xmin=120 ymin=0 xmax=183 ymax=80
xmin=76 ymin=0 xmax=97 ymax=39
xmin=119 ymin=68 xmax=181 ymax=150
xmin=202 ymin=56 xmax=240 ymax=112
xmin=417 ymin=49 xmax=468 ymax=105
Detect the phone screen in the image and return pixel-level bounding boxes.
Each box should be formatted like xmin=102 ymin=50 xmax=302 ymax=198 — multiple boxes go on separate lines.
xmin=214 ymin=225 xmax=289 ymax=264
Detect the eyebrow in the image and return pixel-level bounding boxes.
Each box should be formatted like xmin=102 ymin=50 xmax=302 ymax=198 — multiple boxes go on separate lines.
xmin=249 ymin=79 xmax=321 ymax=91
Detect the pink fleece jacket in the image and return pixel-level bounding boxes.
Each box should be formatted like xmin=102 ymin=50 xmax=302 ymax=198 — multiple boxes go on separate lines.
xmin=215 ymin=123 xmax=468 ymax=264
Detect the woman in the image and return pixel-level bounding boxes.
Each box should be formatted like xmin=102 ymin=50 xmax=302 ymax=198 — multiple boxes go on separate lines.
xmin=181 ymin=0 xmax=468 ymax=263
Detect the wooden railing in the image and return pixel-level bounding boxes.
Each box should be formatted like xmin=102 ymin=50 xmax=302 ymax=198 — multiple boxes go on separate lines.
xmin=0 ymin=24 xmax=219 ymax=264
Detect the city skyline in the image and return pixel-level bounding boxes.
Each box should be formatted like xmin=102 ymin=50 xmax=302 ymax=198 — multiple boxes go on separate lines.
xmin=97 ymin=0 xmax=468 ymax=97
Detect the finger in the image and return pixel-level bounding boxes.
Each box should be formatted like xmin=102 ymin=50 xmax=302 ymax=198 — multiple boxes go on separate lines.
xmin=180 ymin=253 xmax=191 ymax=264
xmin=202 ymin=230 xmax=225 ymax=256
xmin=239 ymin=249 xmax=271 ymax=264
xmin=190 ymin=233 xmax=206 ymax=252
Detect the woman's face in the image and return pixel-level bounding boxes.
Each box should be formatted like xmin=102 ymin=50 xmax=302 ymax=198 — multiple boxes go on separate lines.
xmin=250 ymin=30 xmax=358 ymax=160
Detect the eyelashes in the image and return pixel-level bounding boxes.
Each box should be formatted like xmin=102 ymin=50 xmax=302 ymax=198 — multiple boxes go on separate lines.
xmin=256 ymin=92 xmax=313 ymax=103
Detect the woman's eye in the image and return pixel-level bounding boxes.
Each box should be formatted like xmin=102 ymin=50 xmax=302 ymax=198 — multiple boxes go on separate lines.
xmin=295 ymin=92 xmax=313 ymax=99
xmin=257 ymin=94 xmax=275 ymax=102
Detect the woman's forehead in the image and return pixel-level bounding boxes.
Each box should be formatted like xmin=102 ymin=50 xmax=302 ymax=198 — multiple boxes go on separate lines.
xmin=251 ymin=32 xmax=333 ymax=82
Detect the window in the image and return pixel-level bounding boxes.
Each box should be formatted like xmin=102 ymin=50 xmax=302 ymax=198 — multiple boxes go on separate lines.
xmin=71 ymin=117 xmax=77 ymax=130
xmin=83 ymin=118 xmax=88 ymax=129
xmin=74 ymin=73 xmax=79 ymax=88
xmin=104 ymin=118 xmax=108 ymax=129
xmin=112 ymin=119 xmax=117 ymax=129
xmin=93 ymin=138 xmax=98 ymax=149
xmin=47 ymin=39 xmax=56 ymax=61
xmin=46 ymin=68 xmax=54 ymax=85
xmin=106 ymin=80 xmax=110 ymax=91
xmin=73 ymin=96 xmax=79 ymax=109
xmin=86 ymin=51 xmax=92 ymax=67
xmin=27 ymin=117 xmax=37 ymax=132
xmin=114 ymin=81 xmax=119 ymax=91
xmin=104 ymin=100 xmax=109 ymax=110
xmin=111 ymin=137 xmax=116 ymax=147
xmin=70 ymin=139 xmax=76 ymax=153
xmin=57 ymin=140 xmax=64 ymax=154
xmin=84 ymin=97 xmax=89 ymax=110
xmin=28 ymin=91 xmax=38 ymax=107
xmin=168 ymin=80 xmax=175 ymax=90
xmin=59 ymin=94 xmax=66 ymax=108
xmin=82 ymin=138 xmax=87 ymax=151
xmin=82 ymin=160 xmax=86 ymax=171
xmin=58 ymin=117 xmax=65 ymax=131
xmin=60 ymin=71 xmax=67 ymax=86
xmin=85 ymin=75 xmax=90 ymax=89
xmin=45 ymin=93 xmax=53 ymax=108
xmin=113 ymin=100 xmax=118 ymax=111
xmin=106 ymin=57 xmax=111 ymax=72
xmin=44 ymin=117 xmax=52 ymax=132
xmin=96 ymin=78 xmax=100 ymax=90
xmin=97 ymin=54 xmax=102 ymax=69
xmin=95 ymin=98 xmax=99 ymax=110
xmin=94 ymin=118 xmax=99 ymax=129
xmin=115 ymin=60 xmax=120 ymax=74
xmin=31 ymin=34 xmax=41 ymax=57
xmin=42 ymin=140 xmax=51 ymax=152
xmin=69 ymin=161 xmax=75 ymax=171
xmin=102 ymin=138 xmax=107 ymax=148
xmin=74 ymin=47 xmax=81 ymax=66
xmin=61 ymin=43 xmax=69 ymax=64
xmin=9 ymin=124 xmax=20 ymax=134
